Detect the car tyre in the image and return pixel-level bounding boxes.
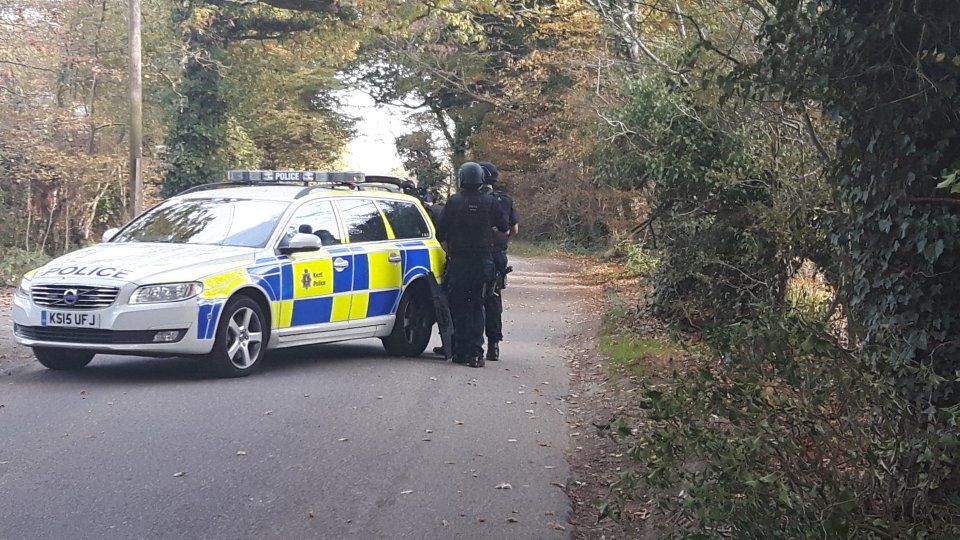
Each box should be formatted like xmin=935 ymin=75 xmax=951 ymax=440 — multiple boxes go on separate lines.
xmin=33 ymin=347 xmax=95 ymax=370
xmin=206 ymin=296 xmax=267 ymax=378
xmin=382 ymin=285 xmax=433 ymax=357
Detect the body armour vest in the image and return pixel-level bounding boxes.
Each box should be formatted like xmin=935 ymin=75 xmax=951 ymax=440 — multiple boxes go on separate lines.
xmin=445 ymin=190 xmax=495 ymax=257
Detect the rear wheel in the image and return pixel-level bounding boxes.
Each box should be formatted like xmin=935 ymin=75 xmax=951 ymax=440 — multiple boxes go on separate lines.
xmin=33 ymin=347 xmax=95 ymax=370
xmin=206 ymin=296 xmax=267 ymax=378
xmin=382 ymin=285 xmax=433 ymax=357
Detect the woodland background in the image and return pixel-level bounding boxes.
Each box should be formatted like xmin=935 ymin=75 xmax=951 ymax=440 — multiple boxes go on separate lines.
xmin=2 ymin=0 xmax=959 ymax=536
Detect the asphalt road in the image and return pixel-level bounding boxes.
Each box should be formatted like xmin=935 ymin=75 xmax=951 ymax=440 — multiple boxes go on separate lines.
xmin=0 ymin=256 xmax=585 ymax=539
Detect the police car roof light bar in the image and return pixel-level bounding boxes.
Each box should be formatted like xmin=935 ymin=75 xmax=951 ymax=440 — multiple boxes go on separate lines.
xmin=226 ymin=170 xmax=366 ymax=185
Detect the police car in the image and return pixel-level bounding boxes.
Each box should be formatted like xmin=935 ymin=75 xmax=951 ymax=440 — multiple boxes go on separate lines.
xmin=12 ymin=170 xmax=446 ymax=377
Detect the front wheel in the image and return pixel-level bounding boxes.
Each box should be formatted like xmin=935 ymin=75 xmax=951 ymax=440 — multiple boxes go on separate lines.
xmin=33 ymin=347 xmax=95 ymax=370
xmin=206 ymin=296 xmax=267 ymax=378
xmin=382 ymin=285 xmax=433 ymax=357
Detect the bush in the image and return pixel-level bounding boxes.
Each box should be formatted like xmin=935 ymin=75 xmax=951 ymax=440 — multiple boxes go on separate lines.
xmin=603 ymin=306 xmax=960 ymax=538
xmin=0 ymin=248 xmax=51 ymax=286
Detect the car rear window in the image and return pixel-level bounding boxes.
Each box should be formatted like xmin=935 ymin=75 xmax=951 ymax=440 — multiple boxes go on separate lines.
xmin=376 ymin=200 xmax=431 ymax=239
xmin=335 ymin=199 xmax=389 ymax=243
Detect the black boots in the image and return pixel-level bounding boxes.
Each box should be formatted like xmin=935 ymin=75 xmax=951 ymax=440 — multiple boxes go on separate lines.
xmin=486 ymin=341 xmax=500 ymax=361
xmin=467 ymin=356 xmax=485 ymax=368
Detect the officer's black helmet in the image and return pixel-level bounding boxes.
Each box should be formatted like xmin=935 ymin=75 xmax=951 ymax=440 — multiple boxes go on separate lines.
xmin=478 ymin=162 xmax=498 ymax=184
xmin=458 ymin=162 xmax=484 ymax=188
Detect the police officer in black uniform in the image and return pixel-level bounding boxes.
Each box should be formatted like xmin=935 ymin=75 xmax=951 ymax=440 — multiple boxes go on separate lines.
xmin=478 ymin=162 xmax=519 ymax=362
xmin=422 ymin=192 xmax=443 ymax=226
xmin=436 ymin=162 xmax=509 ymax=368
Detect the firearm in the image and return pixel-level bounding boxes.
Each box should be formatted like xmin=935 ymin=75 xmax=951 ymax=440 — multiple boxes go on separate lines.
xmin=497 ymin=265 xmax=513 ymax=292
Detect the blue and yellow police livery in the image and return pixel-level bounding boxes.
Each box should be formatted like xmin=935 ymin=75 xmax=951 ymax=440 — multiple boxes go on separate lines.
xmin=12 ymin=171 xmax=446 ymax=377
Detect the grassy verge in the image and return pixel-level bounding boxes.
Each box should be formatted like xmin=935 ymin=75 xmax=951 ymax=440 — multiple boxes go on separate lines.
xmin=599 ymin=334 xmax=682 ymax=378
xmin=508 ymin=239 xmax=599 ymax=258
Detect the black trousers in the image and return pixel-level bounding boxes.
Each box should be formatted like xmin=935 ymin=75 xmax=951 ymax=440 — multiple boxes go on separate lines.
xmin=484 ymin=250 xmax=508 ymax=342
xmin=447 ymin=257 xmax=494 ymax=359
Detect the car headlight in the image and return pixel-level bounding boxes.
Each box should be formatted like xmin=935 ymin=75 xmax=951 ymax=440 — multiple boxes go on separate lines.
xmin=15 ymin=275 xmax=32 ymax=299
xmin=130 ymin=282 xmax=203 ymax=304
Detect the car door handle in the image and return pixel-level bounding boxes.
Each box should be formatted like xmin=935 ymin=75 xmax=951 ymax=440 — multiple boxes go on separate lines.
xmin=333 ymin=257 xmax=350 ymax=271
xmin=388 ymin=253 xmax=402 ymax=264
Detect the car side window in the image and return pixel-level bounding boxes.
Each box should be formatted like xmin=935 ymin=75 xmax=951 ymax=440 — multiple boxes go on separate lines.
xmin=377 ymin=200 xmax=430 ymax=239
xmin=335 ymin=199 xmax=389 ymax=243
xmin=285 ymin=200 xmax=341 ymax=246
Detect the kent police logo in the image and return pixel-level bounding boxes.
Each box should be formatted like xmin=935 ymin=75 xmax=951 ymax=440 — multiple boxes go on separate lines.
xmin=301 ymin=268 xmax=312 ymax=289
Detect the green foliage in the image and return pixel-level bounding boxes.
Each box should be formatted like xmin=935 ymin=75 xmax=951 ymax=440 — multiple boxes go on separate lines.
xmin=162 ymin=4 xmax=231 ymax=197
xmin=595 ymin=72 xmax=831 ymax=329
xmin=162 ymin=1 xmax=355 ymax=196
xmin=599 ymin=301 xmax=959 ymax=537
xmin=737 ymin=0 xmax=960 ymax=515
xmin=592 ymin=1 xmax=960 ymax=537
xmin=0 ymin=248 xmax=51 ymax=286
xmin=599 ymin=334 xmax=677 ymax=378
xmin=609 ymin=241 xmax=658 ymax=278
xmin=395 ymin=129 xmax=449 ymax=192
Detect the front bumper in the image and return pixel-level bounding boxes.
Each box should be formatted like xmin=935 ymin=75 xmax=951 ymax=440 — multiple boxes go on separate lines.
xmin=12 ymin=292 xmax=214 ymax=356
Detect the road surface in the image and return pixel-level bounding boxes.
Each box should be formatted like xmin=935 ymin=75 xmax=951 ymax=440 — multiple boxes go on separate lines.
xmin=0 ymin=256 xmax=585 ymax=539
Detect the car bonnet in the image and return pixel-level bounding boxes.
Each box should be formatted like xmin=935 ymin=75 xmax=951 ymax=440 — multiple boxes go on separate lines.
xmin=30 ymin=243 xmax=262 ymax=285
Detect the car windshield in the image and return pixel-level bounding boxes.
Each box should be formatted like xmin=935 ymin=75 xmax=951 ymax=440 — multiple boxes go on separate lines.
xmin=112 ymin=198 xmax=288 ymax=248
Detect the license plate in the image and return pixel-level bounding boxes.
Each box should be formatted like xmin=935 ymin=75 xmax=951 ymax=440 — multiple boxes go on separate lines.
xmin=41 ymin=311 xmax=100 ymax=328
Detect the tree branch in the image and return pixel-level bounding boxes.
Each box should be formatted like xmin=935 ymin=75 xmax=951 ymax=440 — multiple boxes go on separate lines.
xmin=802 ymin=107 xmax=831 ymax=162
xmin=0 ymin=59 xmax=57 ymax=73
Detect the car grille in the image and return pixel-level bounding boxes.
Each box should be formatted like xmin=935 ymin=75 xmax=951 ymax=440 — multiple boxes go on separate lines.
xmin=14 ymin=324 xmax=185 ymax=345
xmin=31 ymin=284 xmax=120 ymax=310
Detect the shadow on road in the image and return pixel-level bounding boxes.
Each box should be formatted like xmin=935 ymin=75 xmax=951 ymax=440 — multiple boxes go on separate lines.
xmin=13 ymin=341 xmax=449 ymax=385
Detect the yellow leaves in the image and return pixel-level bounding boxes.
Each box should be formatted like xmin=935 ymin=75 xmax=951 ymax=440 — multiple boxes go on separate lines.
xmin=181 ymin=4 xmax=222 ymax=34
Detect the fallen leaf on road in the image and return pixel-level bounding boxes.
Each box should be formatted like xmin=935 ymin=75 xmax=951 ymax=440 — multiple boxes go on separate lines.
xmin=338 ymin=438 xmax=349 ymax=442
xmin=263 ymin=410 xmax=273 ymax=415
xmin=454 ymin=420 xmax=464 ymax=425
xmin=441 ymin=520 xmax=449 ymax=527
xmin=173 ymin=472 xmax=186 ymax=478
xmin=422 ymin=438 xmax=431 ymax=441
xmin=551 ymin=482 xmax=566 ymax=489
xmin=544 ymin=465 xmax=556 ymax=469
xmin=525 ymin=410 xmax=535 ymax=414
xmin=444 ymin=461 xmax=456 ymax=464
xmin=478 ymin=518 xmax=486 ymax=523
xmin=495 ymin=482 xmax=513 ymax=489
xmin=429 ymin=377 xmax=437 ymax=381
xmin=507 ymin=439 xmax=518 ymax=443
xmin=400 ymin=490 xmax=413 ymax=495
xmin=507 ymin=517 xmax=519 ymax=523
xmin=548 ymin=522 xmax=566 ymax=531
xmin=377 ymin=396 xmax=383 ymax=399
xmin=538 ymin=441 xmax=552 ymax=447
xmin=308 ymin=511 xmax=315 ymax=518
xmin=236 ymin=451 xmax=247 ymax=456
xmin=425 ymin=429 xmax=433 ymax=433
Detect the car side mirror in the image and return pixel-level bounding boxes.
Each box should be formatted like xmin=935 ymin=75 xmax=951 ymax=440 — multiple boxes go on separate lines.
xmin=102 ymin=227 xmax=120 ymax=242
xmin=279 ymin=232 xmax=322 ymax=254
